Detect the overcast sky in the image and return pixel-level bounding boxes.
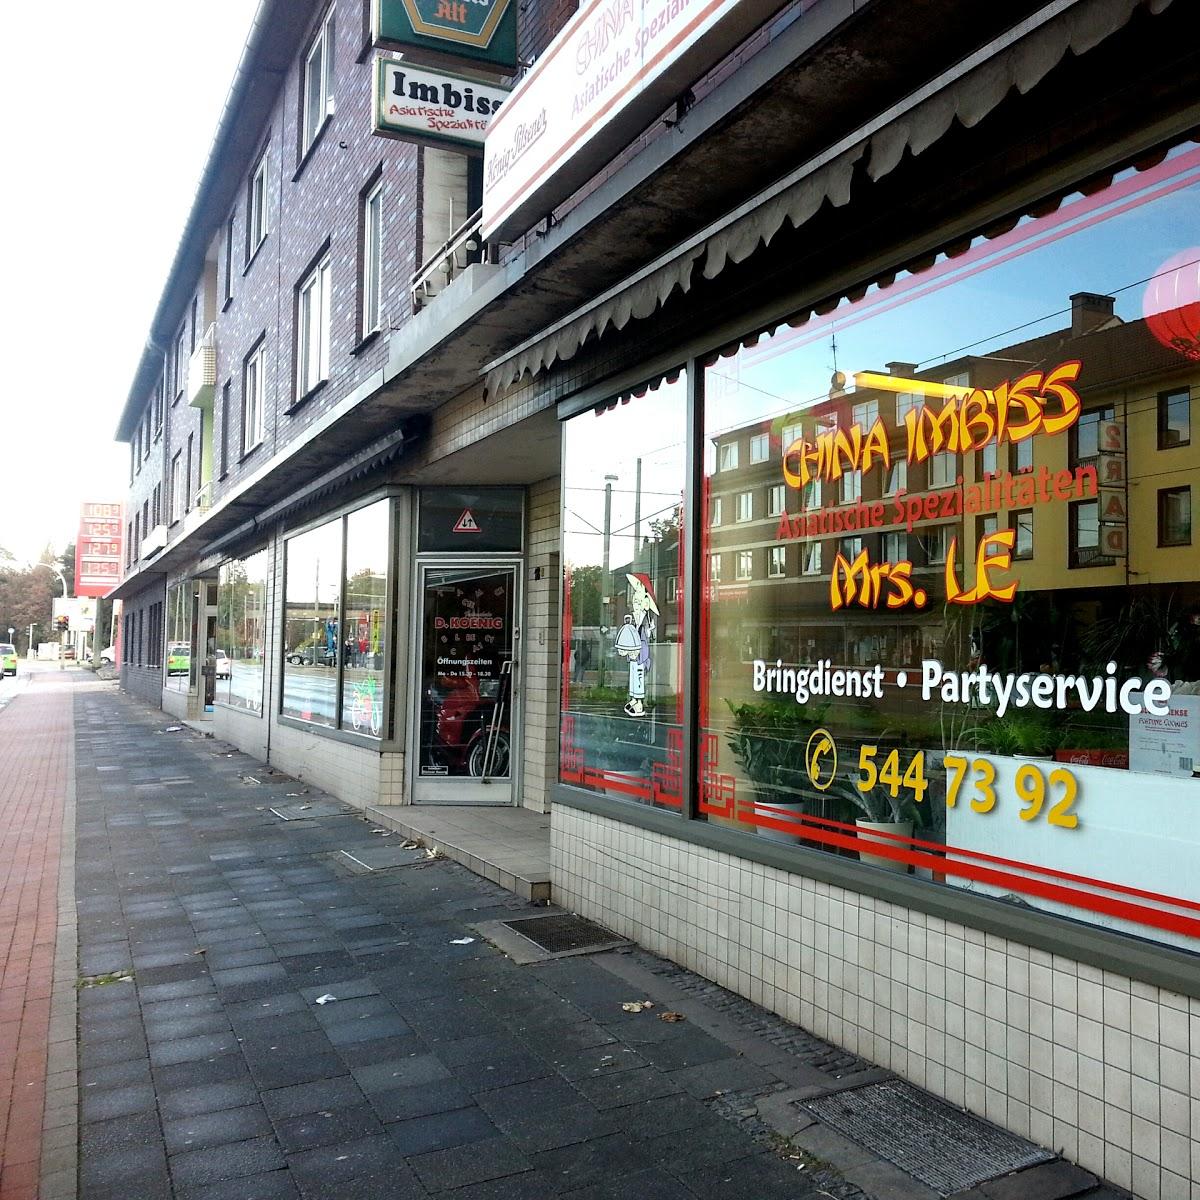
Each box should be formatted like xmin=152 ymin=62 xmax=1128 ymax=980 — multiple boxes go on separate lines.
xmin=0 ymin=1 xmax=259 ymax=567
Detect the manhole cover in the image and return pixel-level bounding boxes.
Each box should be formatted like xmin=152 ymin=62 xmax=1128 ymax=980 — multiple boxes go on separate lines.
xmin=337 ymin=845 xmax=428 ymax=872
xmin=500 ymin=913 xmax=625 ymax=955
xmin=804 ymin=1079 xmax=1054 ymax=1195
xmin=271 ymin=801 xmax=348 ymax=820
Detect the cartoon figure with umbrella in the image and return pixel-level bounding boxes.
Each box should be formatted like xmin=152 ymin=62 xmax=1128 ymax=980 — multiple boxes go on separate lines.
xmin=614 ymin=572 xmax=659 ymax=717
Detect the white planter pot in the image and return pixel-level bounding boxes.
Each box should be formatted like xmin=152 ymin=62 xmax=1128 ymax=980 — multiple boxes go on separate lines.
xmin=855 ymin=819 xmax=913 ymax=872
xmin=754 ymin=798 xmax=806 ymax=845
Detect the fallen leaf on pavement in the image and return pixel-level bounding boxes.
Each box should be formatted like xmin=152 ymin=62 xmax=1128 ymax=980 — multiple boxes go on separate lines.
xmin=659 ymin=1011 xmax=685 ymax=1022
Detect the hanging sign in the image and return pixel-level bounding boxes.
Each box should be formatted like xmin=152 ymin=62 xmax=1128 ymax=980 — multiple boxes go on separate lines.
xmin=372 ymin=0 xmax=517 ymax=72
xmin=482 ymin=0 xmax=791 ymax=241
xmin=374 ymin=58 xmax=509 ymax=151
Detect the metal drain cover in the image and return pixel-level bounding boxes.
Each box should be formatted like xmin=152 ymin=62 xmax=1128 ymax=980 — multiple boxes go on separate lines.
xmin=271 ymin=801 xmax=348 ymax=820
xmin=804 ymin=1079 xmax=1054 ymax=1195
xmin=337 ymin=845 xmax=428 ymax=872
xmin=501 ymin=914 xmax=626 ymax=955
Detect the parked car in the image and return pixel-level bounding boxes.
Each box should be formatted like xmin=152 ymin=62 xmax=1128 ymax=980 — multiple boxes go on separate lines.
xmin=62 ymin=645 xmax=76 ymax=660
xmin=0 ymin=643 xmax=16 ymax=676
xmin=101 ymin=646 xmax=116 ymax=664
xmin=214 ymin=649 xmax=232 ymax=679
xmin=166 ymin=642 xmax=190 ymax=675
xmin=285 ymin=646 xmax=336 ymax=667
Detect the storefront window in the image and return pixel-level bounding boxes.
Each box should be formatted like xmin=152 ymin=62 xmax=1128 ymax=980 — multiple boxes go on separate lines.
xmin=215 ymin=549 xmax=268 ymax=713
xmin=700 ymin=147 xmax=1200 ymax=950
xmin=282 ymin=518 xmax=342 ymax=727
xmin=341 ymin=500 xmax=389 ymax=738
xmin=560 ymin=373 xmax=687 ymax=808
xmin=164 ymin=582 xmax=190 ymax=691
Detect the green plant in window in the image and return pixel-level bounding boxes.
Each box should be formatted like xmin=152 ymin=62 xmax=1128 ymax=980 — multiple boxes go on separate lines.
xmin=724 ymin=698 xmax=833 ymax=810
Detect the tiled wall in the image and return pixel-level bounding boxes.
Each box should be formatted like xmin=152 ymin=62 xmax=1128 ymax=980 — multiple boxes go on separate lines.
xmin=551 ymin=806 xmax=1200 ymax=1200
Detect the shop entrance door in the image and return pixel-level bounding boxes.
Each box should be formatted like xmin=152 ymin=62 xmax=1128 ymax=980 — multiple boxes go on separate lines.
xmin=412 ymin=562 xmax=519 ymax=804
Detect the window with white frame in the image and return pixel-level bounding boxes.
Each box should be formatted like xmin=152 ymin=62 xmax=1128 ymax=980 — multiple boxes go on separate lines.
xmin=735 ymin=491 xmax=753 ymax=522
xmin=768 ymin=546 xmax=786 ymax=577
xmin=895 ymin=392 xmax=922 ymax=425
xmin=882 ymin=531 xmax=908 ymax=562
xmin=929 ymin=452 xmax=956 ymax=488
xmin=841 ymin=536 xmax=864 ymax=560
xmin=717 ymin=441 xmax=739 ymax=471
xmin=923 ymin=525 xmax=952 ymax=565
xmin=710 ymin=496 xmax=723 ymax=526
xmin=297 ymin=254 xmax=332 ymax=398
xmin=302 ymin=9 xmax=336 ymax=156
xmin=174 ymin=327 xmax=186 ymax=397
xmin=781 ymin=422 xmax=803 ymax=450
xmin=802 ymin=541 xmax=822 ymax=575
xmin=841 ymin=469 xmax=861 ymax=504
xmin=244 ymin=343 xmax=266 ymax=452
xmin=248 ymin=153 xmax=268 ymax=258
xmin=736 ymin=550 xmax=753 ymax=580
xmin=749 ymin=432 xmax=769 ymax=463
xmin=170 ymin=453 xmax=183 ymax=523
xmin=709 ymin=554 xmax=722 ymax=582
xmin=885 ymin=458 xmax=907 ymax=496
xmin=362 ymin=179 xmax=383 ymax=336
xmin=767 ymin=484 xmax=786 ymax=516
xmin=666 ymin=576 xmax=679 ymax=603
xmin=851 ymin=399 xmax=878 ymax=429
xmin=800 ymin=478 xmax=822 ymax=509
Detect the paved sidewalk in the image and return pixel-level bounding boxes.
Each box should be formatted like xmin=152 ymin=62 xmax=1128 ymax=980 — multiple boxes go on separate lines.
xmin=0 ymin=670 xmax=81 ymax=1200
xmin=69 ymin=685 xmax=1128 ymax=1200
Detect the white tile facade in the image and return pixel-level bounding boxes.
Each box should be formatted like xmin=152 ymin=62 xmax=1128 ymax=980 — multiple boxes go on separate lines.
xmin=551 ymin=806 xmax=1200 ymax=1200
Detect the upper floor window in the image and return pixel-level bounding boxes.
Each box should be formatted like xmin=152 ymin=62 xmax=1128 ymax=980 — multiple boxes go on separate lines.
xmin=170 ymin=453 xmax=184 ymax=523
xmin=1158 ymin=387 xmax=1191 ymax=449
xmin=781 ymin=422 xmax=802 ymax=450
xmin=1159 ymin=486 xmax=1192 ymax=547
xmin=767 ymin=484 xmax=786 ymax=517
xmin=767 ymin=546 xmax=786 ymax=578
xmin=248 ymin=152 xmax=268 ymax=260
xmin=929 ymin=452 xmax=955 ymax=489
xmin=302 ymin=10 xmax=336 ymax=156
xmin=244 ymin=342 xmax=266 ymax=453
xmin=735 ymin=550 xmax=753 ymax=581
xmin=710 ymin=496 xmax=723 ymax=527
xmin=1069 ymin=405 xmax=1114 ymax=465
xmin=223 ymin=215 xmax=235 ymax=305
xmin=735 ymin=491 xmax=753 ymax=523
xmin=362 ymin=179 xmax=383 ymax=336
xmin=173 ymin=327 xmax=186 ymax=398
xmin=748 ymin=433 xmax=769 ymax=464
xmin=717 ymin=441 xmax=738 ymax=472
xmin=297 ymin=255 xmax=332 ymax=399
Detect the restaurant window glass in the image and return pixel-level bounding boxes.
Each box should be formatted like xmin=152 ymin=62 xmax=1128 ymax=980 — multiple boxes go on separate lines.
xmin=341 ymin=500 xmax=389 ymax=737
xmin=215 ymin=549 xmax=268 ymax=712
xmin=560 ymin=372 xmax=686 ymax=809
xmin=767 ymin=484 xmax=786 ymax=517
xmin=735 ymin=492 xmax=753 ymax=522
xmin=736 ymin=551 xmax=753 ymax=580
xmin=282 ymin=518 xmax=342 ymax=727
xmin=699 ymin=147 xmax=1200 ymax=953
xmin=768 ymin=546 xmax=786 ymax=578
xmin=749 ymin=433 xmax=769 ymax=463
xmin=711 ymin=497 xmax=723 ymax=526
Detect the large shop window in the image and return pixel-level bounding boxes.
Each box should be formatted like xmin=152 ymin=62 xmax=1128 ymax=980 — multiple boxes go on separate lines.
xmin=695 ymin=147 xmax=1200 ymax=951
xmin=281 ymin=499 xmax=389 ymax=736
xmin=561 ymin=373 xmax=687 ymax=808
xmin=164 ymin=583 xmax=192 ymax=692
xmin=215 ymin=549 xmax=269 ymax=713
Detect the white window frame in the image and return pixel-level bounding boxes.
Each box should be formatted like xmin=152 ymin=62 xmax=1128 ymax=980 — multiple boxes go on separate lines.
xmin=709 ymin=554 xmax=722 ymax=582
xmin=768 ymin=546 xmax=786 ymax=578
xmin=801 ymin=479 xmax=822 ymax=510
xmin=749 ymin=433 xmax=769 ymax=464
xmin=781 ymin=422 xmax=803 ymax=450
xmin=885 ymin=459 xmax=907 ymax=496
xmin=925 ymin=525 xmax=951 ymax=565
xmin=297 ymin=254 xmax=332 ymax=399
xmin=851 ymin=399 xmax=879 ymax=429
xmin=802 ymin=541 xmax=822 ymax=576
xmin=717 ymin=442 xmax=739 ymax=472
xmin=170 ymin=453 xmax=184 ymax=523
xmin=929 ymin=452 xmax=956 ymax=488
xmin=842 ymin=536 xmax=864 ymax=561
xmin=248 ymin=153 xmax=268 ymax=258
xmin=302 ymin=9 xmax=336 ymax=156
xmin=666 ymin=576 xmax=679 ymax=604
xmin=895 ymin=392 xmax=922 ymax=424
xmin=362 ymin=179 xmax=383 ymax=337
xmin=710 ymin=496 xmax=723 ymax=527
xmin=735 ymin=550 xmax=753 ymax=581
xmin=841 ymin=470 xmax=862 ymax=504
xmin=767 ymin=484 xmax=786 ymax=517
xmin=882 ymin=532 xmax=908 ymax=562
xmin=244 ymin=343 xmax=266 ymax=453
xmin=735 ymin=491 xmax=753 ymax=523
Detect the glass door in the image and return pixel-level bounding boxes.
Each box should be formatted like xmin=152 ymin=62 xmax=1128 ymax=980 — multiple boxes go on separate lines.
xmin=412 ymin=563 xmax=518 ymax=804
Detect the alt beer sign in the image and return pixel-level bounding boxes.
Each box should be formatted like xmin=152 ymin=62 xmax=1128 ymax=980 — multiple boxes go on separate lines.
xmin=372 ymin=0 xmax=517 ymax=72
xmin=375 ymin=58 xmax=508 ymax=150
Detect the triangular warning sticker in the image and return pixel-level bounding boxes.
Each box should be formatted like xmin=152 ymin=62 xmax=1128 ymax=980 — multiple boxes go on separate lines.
xmin=453 ymin=509 xmax=481 ymax=533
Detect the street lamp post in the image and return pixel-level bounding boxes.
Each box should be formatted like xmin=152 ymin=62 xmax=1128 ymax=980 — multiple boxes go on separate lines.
xmin=600 ymin=474 xmax=618 ymax=688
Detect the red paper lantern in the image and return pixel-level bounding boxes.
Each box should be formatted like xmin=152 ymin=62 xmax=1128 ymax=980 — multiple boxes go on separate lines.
xmin=1143 ymin=248 xmax=1200 ymax=361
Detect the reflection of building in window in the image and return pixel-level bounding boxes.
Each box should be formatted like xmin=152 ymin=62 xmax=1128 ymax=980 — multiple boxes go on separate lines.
xmin=709 ymin=554 xmax=722 ymax=582
xmin=884 ymin=459 xmax=907 ymax=496
xmin=842 ymin=536 xmax=864 ymax=560
xmin=841 ymin=469 xmax=861 ymax=504
xmin=1012 ymin=509 xmax=1034 ymax=559
xmin=1158 ymin=486 xmax=1192 ymax=546
xmin=781 ymin=422 xmax=802 ymax=450
xmin=929 ymin=452 xmax=955 ymax=488
xmin=977 ymin=441 xmax=998 ymax=477
xmin=801 ymin=479 xmax=822 ymax=509
xmin=735 ymin=492 xmax=753 ymax=522
xmin=977 ymin=513 xmax=999 ymax=543
xmin=711 ymin=496 xmax=723 ymax=526
xmin=882 ymin=531 xmax=908 ymax=562
xmin=802 ymin=541 xmax=822 ymax=575
xmin=895 ymin=391 xmax=921 ymax=425
xmin=921 ymin=525 xmax=951 ymax=565
xmin=717 ymin=441 xmax=739 ymax=471
xmin=1158 ymin=387 xmax=1191 ymax=449
xmin=768 ymin=546 xmax=786 ymax=577
xmin=735 ymin=551 xmax=753 ymax=580
xmin=1071 ymin=405 xmax=1115 ymax=465
xmin=851 ymin=399 xmax=878 ymax=428
xmin=1069 ymin=499 xmax=1108 ymax=568
xmin=666 ymin=576 xmax=679 ymax=603
xmin=767 ymin=484 xmax=785 ymax=516
xmin=749 ymin=433 xmax=769 ymax=463
xmin=1009 ymin=438 xmax=1033 ymax=474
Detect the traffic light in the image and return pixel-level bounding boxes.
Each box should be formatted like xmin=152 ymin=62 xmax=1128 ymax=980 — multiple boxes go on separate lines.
xmin=56 ymin=615 xmax=70 ymax=633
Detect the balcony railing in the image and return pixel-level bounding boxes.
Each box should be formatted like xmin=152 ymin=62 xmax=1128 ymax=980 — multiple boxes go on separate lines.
xmin=410 ymin=207 xmax=496 ymax=311
xmin=187 ymin=325 xmax=217 ymax=408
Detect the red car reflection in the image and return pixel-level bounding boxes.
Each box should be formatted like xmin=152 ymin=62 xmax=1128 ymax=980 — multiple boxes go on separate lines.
xmin=424 ymin=669 xmax=511 ymax=777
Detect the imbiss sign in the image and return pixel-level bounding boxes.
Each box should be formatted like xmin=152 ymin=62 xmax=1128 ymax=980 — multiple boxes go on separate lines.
xmin=374 ymin=58 xmax=509 ymax=150
xmin=481 ymin=0 xmax=791 ymax=241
